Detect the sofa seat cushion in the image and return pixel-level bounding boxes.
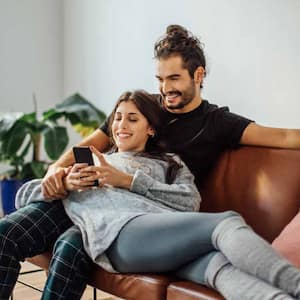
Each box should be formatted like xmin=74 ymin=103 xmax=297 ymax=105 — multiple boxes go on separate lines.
xmin=27 ymin=253 xmax=173 ymax=300
xmin=166 ymin=282 xmax=224 ymax=300
xmin=90 ymin=268 xmax=173 ymax=300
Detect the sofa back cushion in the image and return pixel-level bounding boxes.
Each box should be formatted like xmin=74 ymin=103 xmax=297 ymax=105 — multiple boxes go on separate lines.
xmin=199 ymin=146 xmax=300 ymax=242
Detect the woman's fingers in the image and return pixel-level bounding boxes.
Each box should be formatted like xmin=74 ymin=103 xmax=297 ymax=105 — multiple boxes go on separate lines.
xmin=72 ymin=163 xmax=89 ymax=171
xmin=90 ymin=146 xmax=108 ymax=166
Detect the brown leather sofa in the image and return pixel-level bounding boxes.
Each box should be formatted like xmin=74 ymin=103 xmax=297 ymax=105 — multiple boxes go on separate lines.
xmin=27 ymin=146 xmax=300 ymax=299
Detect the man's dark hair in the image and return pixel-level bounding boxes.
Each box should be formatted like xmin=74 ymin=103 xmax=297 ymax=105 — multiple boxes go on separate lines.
xmin=154 ymin=24 xmax=206 ymax=87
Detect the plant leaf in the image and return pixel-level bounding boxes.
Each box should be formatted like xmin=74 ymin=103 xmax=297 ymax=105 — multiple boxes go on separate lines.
xmin=20 ymin=161 xmax=48 ymax=179
xmin=0 ymin=112 xmax=23 ymax=139
xmin=43 ymin=93 xmax=106 ymax=127
xmin=1 ymin=120 xmax=28 ymax=156
xmin=43 ymin=125 xmax=69 ymax=160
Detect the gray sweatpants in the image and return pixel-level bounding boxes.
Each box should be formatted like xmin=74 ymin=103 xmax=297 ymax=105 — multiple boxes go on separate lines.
xmin=107 ymin=212 xmax=300 ymax=300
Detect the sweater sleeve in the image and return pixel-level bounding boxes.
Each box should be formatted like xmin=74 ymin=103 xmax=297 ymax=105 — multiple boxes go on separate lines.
xmin=130 ymin=161 xmax=201 ymax=212
xmin=15 ymin=179 xmax=50 ymax=209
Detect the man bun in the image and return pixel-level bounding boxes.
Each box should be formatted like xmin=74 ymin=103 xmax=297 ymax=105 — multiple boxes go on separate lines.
xmin=166 ymin=24 xmax=189 ymax=38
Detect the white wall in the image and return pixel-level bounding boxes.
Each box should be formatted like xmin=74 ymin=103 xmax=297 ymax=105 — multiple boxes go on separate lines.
xmin=0 ymin=0 xmax=64 ymax=175
xmin=64 ymin=0 xmax=300 ymax=127
xmin=0 ymin=0 xmax=63 ymax=113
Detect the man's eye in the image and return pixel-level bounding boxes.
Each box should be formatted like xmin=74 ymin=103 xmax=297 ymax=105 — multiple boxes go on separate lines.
xmin=129 ymin=119 xmax=138 ymax=122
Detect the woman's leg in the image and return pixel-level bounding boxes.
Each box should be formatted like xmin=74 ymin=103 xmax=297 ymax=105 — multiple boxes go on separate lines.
xmin=42 ymin=226 xmax=94 ymax=300
xmin=107 ymin=211 xmax=237 ymax=273
xmin=211 ymin=215 xmax=300 ymax=298
xmin=0 ymin=201 xmax=72 ymax=299
xmin=107 ymin=211 xmax=299 ymax=300
xmin=204 ymin=252 xmax=294 ymax=300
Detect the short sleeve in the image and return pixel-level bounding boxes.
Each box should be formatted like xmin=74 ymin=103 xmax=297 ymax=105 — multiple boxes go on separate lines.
xmin=99 ymin=116 xmax=110 ymax=136
xmin=212 ymin=107 xmax=253 ymax=148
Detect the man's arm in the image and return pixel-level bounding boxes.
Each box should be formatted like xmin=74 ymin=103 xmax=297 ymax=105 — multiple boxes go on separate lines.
xmin=241 ymin=123 xmax=300 ymax=149
xmin=42 ymin=129 xmax=110 ymax=199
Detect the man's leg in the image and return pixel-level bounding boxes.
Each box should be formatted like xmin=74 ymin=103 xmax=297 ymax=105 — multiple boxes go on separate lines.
xmin=0 ymin=201 xmax=72 ymax=299
xmin=42 ymin=226 xmax=94 ymax=300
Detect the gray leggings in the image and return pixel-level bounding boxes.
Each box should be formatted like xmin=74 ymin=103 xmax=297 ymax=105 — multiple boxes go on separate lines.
xmin=107 ymin=211 xmax=236 ymax=284
xmin=107 ymin=211 xmax=300 ymax=299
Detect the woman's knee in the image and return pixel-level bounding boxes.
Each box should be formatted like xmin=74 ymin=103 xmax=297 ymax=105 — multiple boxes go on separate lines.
xmin=218 ymin=210 xmax=240 ymax=220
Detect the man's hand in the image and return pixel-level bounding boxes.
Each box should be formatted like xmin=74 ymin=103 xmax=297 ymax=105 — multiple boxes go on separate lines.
xmin=41 ymin=166 xmax=69 ymax=199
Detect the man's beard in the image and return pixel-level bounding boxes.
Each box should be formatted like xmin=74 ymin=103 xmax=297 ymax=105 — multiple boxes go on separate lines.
xmin=163 ymin=83 xmax=196 ymax=110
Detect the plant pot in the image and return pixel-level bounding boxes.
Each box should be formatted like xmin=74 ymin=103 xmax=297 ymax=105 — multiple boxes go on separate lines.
xmin=0 ymin=179 xmax=26 ymax=215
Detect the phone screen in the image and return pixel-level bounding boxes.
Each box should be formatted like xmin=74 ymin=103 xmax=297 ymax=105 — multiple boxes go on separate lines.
xmin=72 ymin=146 xmax=99 ymax=186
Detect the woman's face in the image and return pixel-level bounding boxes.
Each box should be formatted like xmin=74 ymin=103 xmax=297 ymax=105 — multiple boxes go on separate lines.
xmin=112 ymin=101 xmax=154 ymax=152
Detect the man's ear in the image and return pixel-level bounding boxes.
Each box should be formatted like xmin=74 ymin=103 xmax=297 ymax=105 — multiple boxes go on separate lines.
xmin=193 ymin=66 xmax=205 ymax=84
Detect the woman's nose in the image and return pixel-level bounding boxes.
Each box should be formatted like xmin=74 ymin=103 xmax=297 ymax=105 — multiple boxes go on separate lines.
xmin=119 ymin=118 xmax=128 ymax=129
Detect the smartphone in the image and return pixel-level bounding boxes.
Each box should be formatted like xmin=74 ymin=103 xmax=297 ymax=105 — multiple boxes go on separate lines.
xmin=72 ymin=146 xmax=99 ymax=186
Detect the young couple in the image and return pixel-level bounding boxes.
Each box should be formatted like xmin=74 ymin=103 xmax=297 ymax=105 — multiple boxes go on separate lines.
xmin=1 ymin=25 xmax=300 ymax=300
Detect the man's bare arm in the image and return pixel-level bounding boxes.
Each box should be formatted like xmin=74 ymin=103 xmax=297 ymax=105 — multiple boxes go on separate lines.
xmin=42 ymin=129 xmax=110 ymax=199
xmin=241 ymin=123 xmax=300 ymax=149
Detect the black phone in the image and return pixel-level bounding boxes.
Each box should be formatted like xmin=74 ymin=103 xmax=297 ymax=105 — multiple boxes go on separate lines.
xmin=72 ymin=146 xmax=99 ymax=186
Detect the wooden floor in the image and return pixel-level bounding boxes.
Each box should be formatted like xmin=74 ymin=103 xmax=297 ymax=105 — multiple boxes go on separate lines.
xmin=13 ymin=262 xmax=122 ymax=300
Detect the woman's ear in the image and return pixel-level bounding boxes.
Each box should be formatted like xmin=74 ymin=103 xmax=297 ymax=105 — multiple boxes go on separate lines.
xmin=193 ymin=66 xmax=205 ymax=85
xmin=147 ymin=127 xmax=155 ymax=137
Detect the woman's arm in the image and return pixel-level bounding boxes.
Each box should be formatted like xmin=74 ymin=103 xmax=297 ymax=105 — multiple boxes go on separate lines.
xmin=80 ymin=148 xmax=201 ymax=212
xmin=82 ymin=149 xmax=201 ymax=212
xmin=15 ymin=179 xmax=49 ymax=209
xmin=130 ymin=162 xmax=201 ymax=212
xmin=41 ymin=129 xmax=110 ymax=199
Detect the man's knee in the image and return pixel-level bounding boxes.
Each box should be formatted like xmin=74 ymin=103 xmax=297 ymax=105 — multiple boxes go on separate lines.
xmin=53 ymin=227 xmax=86 ymax=261
xmin=51 ymin=227 xmax=92 ymax=277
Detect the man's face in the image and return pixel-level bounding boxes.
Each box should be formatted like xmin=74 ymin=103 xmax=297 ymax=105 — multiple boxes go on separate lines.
xmin=156 ymin=55 xmax=198 ymax=112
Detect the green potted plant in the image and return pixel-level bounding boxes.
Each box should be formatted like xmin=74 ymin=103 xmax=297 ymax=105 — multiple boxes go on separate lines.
xmin=0 ymin=93 xmax=106 ymax=214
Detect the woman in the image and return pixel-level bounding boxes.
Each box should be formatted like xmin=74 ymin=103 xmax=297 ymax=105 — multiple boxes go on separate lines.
xmin=1 ymin=90 xmax=300 ymax=300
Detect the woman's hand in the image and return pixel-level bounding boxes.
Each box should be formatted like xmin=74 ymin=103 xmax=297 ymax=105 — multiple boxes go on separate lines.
xmin=80 ymin=146 xmax=134 ymax=189
xmin=63 ymin=163 xmax=98 ymax=191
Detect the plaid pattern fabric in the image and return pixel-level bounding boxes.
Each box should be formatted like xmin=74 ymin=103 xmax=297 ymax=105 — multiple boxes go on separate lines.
xmin=0 ymin=201 xmax=92 ymax=300
xmin=42 ymin=226 xmax=94 ymax=299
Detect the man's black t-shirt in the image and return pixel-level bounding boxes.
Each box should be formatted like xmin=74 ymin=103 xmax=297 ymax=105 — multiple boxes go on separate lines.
xmin=100 ymin=95 xmax=252 ymax=185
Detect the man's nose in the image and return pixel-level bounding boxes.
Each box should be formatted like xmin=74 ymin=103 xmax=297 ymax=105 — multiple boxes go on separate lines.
xmin=161 ymin=81 xmax=171 ymax=94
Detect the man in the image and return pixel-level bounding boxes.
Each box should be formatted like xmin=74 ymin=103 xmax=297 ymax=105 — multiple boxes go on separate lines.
xmin=42 ymin=24 xmax=300 ymax=199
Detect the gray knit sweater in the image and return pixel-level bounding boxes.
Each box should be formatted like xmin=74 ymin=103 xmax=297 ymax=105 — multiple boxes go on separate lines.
xmin=16 ymin=152 xmax=201 ymax=272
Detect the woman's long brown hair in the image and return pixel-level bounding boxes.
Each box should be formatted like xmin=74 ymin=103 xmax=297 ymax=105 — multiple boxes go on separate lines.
xmin=108 ymin=90 xmax=182 ymax=184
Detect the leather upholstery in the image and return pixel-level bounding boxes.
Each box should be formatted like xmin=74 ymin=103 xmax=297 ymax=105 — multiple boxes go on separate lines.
xmin=27 ymin=146 xmax=300 ymax=299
